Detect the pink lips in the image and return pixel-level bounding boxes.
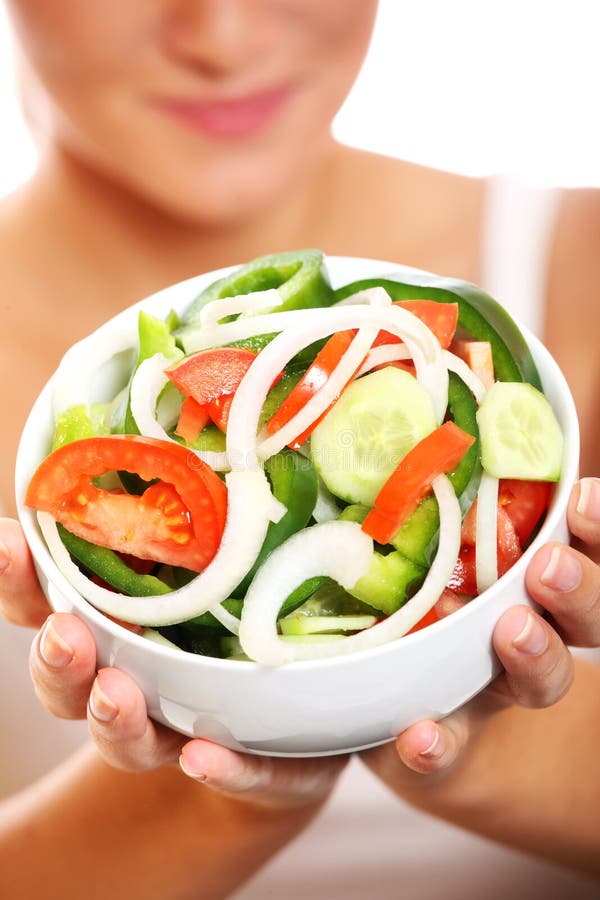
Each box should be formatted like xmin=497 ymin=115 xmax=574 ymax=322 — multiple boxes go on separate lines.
xmin=154 ymin=86 xmax=293 ymax=139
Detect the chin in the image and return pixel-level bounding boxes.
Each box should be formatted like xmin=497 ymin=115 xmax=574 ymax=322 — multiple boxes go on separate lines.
xmin=128 ymin=157 xmax=310 ymax=229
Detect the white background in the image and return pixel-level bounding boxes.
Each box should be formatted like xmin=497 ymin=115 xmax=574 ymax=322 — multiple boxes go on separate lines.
xmin=1 ymin=0 xmax=600 ymax=198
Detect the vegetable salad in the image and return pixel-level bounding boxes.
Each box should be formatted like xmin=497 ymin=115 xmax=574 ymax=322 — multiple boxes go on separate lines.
xmin=26 ymin=250 xmax=564 ymax=665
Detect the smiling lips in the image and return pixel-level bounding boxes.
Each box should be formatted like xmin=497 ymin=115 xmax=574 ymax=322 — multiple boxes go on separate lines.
xmin=154 ymin=85 xmax=293 ymax=139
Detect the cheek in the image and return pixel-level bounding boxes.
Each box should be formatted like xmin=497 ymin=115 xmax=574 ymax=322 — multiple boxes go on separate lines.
xmin=7 ymin=0 xmax=155 ymax=83
xmin=297 ymin=0 xmax=378 ymax=64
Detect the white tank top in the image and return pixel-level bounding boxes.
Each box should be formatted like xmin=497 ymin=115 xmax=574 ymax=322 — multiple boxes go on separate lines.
xmin=0 ymin=178 xmax=597 ymax=898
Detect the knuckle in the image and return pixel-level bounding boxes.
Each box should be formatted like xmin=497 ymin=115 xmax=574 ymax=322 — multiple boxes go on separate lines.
xmin=510 ymin=645 xmax=573 ymax=709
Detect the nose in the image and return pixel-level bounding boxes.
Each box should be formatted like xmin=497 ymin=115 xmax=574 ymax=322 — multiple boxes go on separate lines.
xmin=161 ymin=0 xmax=266 ymax=75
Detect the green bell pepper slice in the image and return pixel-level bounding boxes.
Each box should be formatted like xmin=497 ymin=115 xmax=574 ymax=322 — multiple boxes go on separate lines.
xmin=116 ymin=310 xmax=182 ymax=437
xmin=180 ymin=249 xmax=335 ymax=327
xmin=57 ymin=524 xmax=171 ymax=597
xmin=233 ymin=448 xmax=318 ymax=597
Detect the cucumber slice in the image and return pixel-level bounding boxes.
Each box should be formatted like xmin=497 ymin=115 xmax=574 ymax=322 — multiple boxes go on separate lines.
xmin=310 ymin=368 xmax=437 ymax=505
xmin=279 ymin=613 xmax=376 ymax=636
xmin=476 ymin=382 xmax=563 ymax=480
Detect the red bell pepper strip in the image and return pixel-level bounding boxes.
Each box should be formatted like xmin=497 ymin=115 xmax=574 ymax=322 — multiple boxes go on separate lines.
xmin=372 ymin=300 xmax=458 ymax=350
xmin=362 ymin=421 xmax=475 ymax=545
xmin=175 ymin=397 xmax=211 ymax=444
xmin=266 ymin=329 xmax=365 ymax=450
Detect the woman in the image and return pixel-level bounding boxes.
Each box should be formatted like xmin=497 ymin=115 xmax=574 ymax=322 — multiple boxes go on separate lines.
xmin=1 ymin=1 xmax=599 ymax=897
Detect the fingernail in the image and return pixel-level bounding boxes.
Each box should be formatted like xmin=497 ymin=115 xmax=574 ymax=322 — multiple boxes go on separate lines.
xmin=576 ymin=478 xmax=600 ymax=522
xmin=420 ymin=727 xmax=445 ymax=759
xmin=89 ymin=679 xmax=118 ymax=723
xmin=540 ymin=546 xmax=582 ymax=593
xmin=39 ymin=618 xmax=74 ymax=669
xmin=179 ymin=753 xmax=207 ymax=782
xmin=512 ymin=610 xmax=548 ymax=656
xmin=0 ymin=540 xmax=10 ymax=575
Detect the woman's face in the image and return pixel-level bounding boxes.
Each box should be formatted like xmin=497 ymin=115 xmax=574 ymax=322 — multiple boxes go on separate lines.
xmin=7 ymin=0 xmax=378 ymax=225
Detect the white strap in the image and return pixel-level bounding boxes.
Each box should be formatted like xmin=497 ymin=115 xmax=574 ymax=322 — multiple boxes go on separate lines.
xmin=480 ymin=175 xmax=562 ymax=337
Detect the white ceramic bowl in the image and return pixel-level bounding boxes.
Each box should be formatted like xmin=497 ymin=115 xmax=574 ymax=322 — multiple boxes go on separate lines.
xmin=15 ymin=257 xmax=580 ymax=757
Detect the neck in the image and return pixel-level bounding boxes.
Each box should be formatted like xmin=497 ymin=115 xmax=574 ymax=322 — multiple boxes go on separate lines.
xmin=24 ymin=143 xmax=341 ymax=297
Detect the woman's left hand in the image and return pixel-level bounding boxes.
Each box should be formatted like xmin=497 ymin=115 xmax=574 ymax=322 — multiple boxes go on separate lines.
xmin=361 ymin=477 xmax=600 ymax=783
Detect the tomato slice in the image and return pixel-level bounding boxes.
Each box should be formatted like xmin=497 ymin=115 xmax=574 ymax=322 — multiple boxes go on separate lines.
xmin=266 ymin=329 xmax=365 ymax=450
xmin=499 ymin=479 xmax=552 ymax=547
xmin=166 ymin=347 xmax=258 ymax=406
xmin=169 ymin=347 xmax=282 ymax=436
xmin=405 ymin=605 xmax=439 ymax=635
xmin=26 ymin=435 xmax=227 ymax=572
xmin=373 ymin=300 xmax=458 ymax=350
xmin=175 ymin=397 xmax=211 ymax=444
xmin=362 ymin=422 xmax=475 ymax=545
xmin=447 ymin=505 xmax=522 ymax=595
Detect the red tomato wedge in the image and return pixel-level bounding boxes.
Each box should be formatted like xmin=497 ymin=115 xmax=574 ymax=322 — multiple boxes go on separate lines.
xmin=372 ymin=300 xmax=458 ymax=350
xmin=26 ymin=435 xmax=227 ymax=573
xmin=166 ymin=347 xmax=258 ymax=407
xmin=447 ymin=506 xmax=522 ymax=595
xmin=499 ymin=479 xmax=552 ymax=547
xmin=450 ymin=339 xmax=495 ymax=389
xmin=405 ymin=605 xmax=439 ymax=635
xmin=175 ymin=397 xmax=210 ymax=444
xmin=266 ymin=329 xmax=366 ymax=450
xmin=362 ymin=422 xmax=475 ymax=545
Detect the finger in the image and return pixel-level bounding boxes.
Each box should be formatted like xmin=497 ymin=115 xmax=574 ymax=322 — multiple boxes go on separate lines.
xmin=179 ymin=740 xmax=348 ymax=808
xmin=568 ymin=478 xmax=600 ymax=551
xmin=492 ymin=604 xmax=574 ymax=706
xmin=29 ymin=613 xmax=97 ymax=719
xmin=525 ymin=541 xmax=600 ymax=646
xmin=367 ymin=606 xmax=574 ymax=778
xmin=0 ymin=518 xmax=51 ymax=628
xmin=87 ymin=667 xmax=186 ymax=772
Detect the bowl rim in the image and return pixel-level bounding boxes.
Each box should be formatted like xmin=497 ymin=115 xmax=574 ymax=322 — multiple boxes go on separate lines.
xmin=15 ymin=255 xmax=580 ymax=674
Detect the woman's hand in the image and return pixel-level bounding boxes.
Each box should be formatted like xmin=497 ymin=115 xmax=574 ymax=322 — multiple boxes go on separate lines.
xmin=0 ymin=517 xmax=346 ymax=810
xmin=361 ymin=476 xmax=600 ymax=785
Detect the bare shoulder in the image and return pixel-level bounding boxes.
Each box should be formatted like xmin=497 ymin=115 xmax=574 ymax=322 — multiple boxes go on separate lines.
xmin=325 ymin=146 xmax=485 ymax=280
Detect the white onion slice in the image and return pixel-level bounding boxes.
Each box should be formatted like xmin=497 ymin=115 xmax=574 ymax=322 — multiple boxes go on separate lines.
xmin=475 ymin=472 xmax=499 ymax=593
xmin=256 ymin=325 xmax=378 ymax=461
xmin=53 ymin=324 xmax=138 ymax=416
xmin=239 ymin=475 xmax=461 ymax=664
xmin=334 ymin=287 xmax=393 ymax=308
xmin=355 ymin=344 xmax=412 ymax=377
xmin=209 ymin=604 xmax=241 ymax=635
xmin=200 ymin=288 xmax=282 ymax=327
xmin=130 ymin=354 xmax=230 ymax=472
xmin=312 ymin=478 xmax=342 ymax=524
xmin=238 ymin=521 xmax=374 ymax=666
xmin=37 ymin=470 xmax=285 ymax=626
xmin=182 ymin=309 xmax=316 ymax=354
xmin=181 ymin=299 xmax=446 ymax=423
xmin=443 ymin=350 xmax=487 ymax=403
xmin=226 ymin=304 xmax=448 ymax=472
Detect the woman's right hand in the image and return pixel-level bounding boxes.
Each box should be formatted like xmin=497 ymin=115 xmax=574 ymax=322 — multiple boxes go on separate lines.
xmin=0 ymin=517 xmax=347 ymax=810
